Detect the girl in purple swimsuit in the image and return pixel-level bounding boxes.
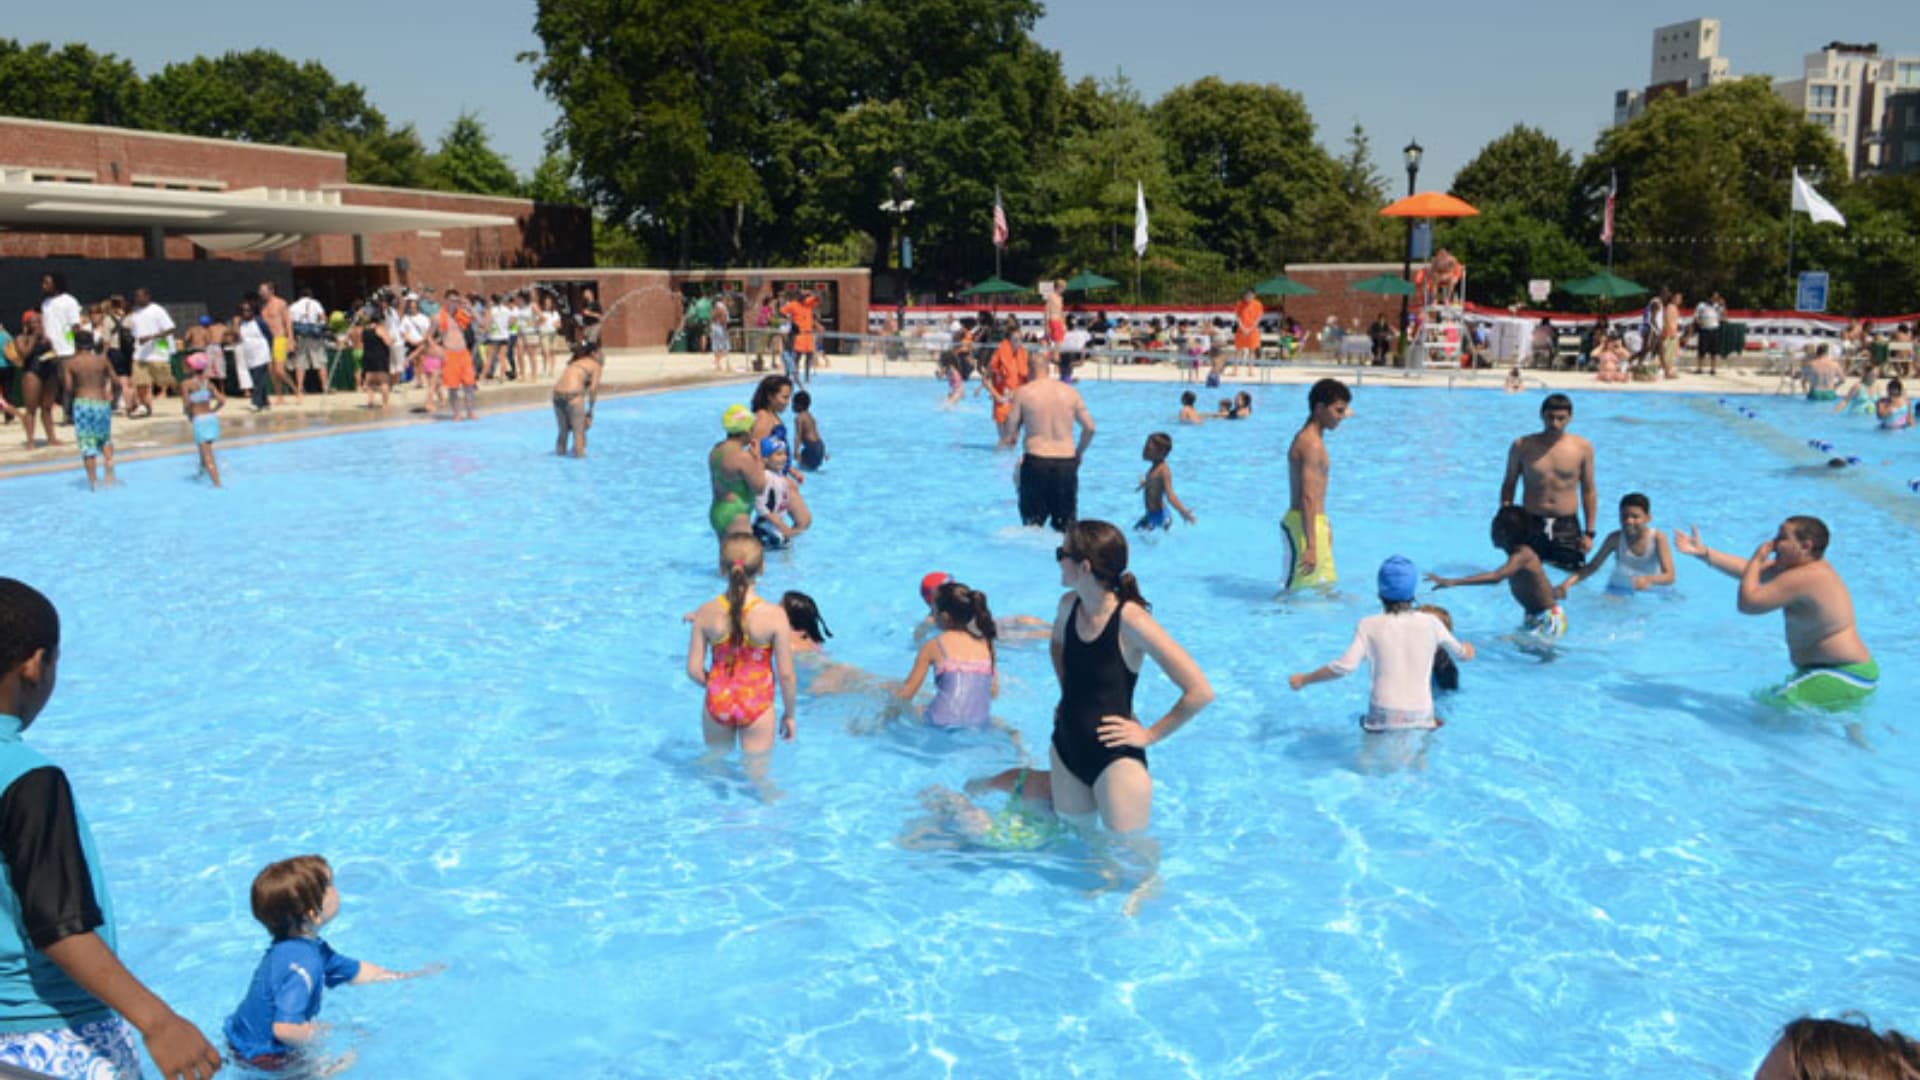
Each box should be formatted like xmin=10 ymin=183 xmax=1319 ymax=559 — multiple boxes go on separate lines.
xmin=894 ymin=579 xmax=999 ymax=730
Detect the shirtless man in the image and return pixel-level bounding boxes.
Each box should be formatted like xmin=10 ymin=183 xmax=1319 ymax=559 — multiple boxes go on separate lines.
xmin=1499 ymin=393 xmax=1596 ymax=573
xmin=1801 ymin=344 xmax=1845 ymax=401
xmin=552 ymin=342 xmax=604 ymax=458
xmin=1002 ymin=352 xmax=1094 ymax=532
xmin=1283 ymin=378 xmax=1350 ymax=591
xmin=257 ymin=281 xmax=298 ymax=402
xmin=1673 ymin=516 xmax=1876 ymax=707
xmin=60 ymin=329 xmax=117 ymax=490
xmin=1658 ymin=290 xmax=1682 ymax=380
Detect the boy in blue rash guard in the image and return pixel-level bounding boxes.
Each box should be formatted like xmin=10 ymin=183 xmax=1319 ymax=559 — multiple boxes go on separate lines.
xmin=224 ymin=855 xmax=436 ymax=1071
xmin=0 ymin=578 xmax=224 ymax=1080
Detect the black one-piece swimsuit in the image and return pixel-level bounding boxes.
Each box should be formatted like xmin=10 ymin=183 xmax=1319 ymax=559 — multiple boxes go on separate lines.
xmin=1052 ymin=596 xmax=1144 ymax=788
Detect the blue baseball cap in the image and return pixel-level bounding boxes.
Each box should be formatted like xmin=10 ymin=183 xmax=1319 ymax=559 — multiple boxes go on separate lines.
xmin=760 ymin=436 xmax=787 ymax=459
xmin=1377 ymin=556 xmax=1418 ymax=602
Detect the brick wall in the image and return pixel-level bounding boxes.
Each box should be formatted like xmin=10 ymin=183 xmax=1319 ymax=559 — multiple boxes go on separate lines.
xmin=1285 ymin=264 xmax=1415 ymax=335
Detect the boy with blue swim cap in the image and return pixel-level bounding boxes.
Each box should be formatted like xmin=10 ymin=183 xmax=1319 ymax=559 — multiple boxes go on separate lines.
xmin=1290 ymin=556 xmax=1474 ymax=730
xmin=751 ymin=436 xmax=810 ymax=548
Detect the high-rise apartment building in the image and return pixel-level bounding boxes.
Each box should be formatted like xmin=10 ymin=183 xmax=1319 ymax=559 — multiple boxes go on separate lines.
xmin=1614 ymin=18 xmax=1732 ymax=126
xmin=1774 ymin=42 xmax=1920 ymax=176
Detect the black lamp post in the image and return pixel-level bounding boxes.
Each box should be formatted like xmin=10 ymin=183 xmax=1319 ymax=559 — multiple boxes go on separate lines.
xmin=1398 ymin=139 xmax=1423 ymax=359
xmin=881 ymin=162 xmax=915 ymax=333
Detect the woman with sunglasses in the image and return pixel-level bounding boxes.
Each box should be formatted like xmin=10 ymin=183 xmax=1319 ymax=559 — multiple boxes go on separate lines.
xmin=1049 ymin=521 xmax=1212 ymax=832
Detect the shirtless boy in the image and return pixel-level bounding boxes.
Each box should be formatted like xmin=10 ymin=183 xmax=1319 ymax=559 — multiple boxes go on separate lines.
xmin=1428 ymin=505 xmax=1567 ymax=642
xmin=1499 ymin=393 xmax=1597 ymax=572
xmin=1673 ymin=516 xmax=1876 ymax=707
xmin=1177 ymin=391 xmax=1208 ymax=425
xmin=1135 ymin=433 xmax=1195 ymax=531
xmin=61 ymin=330 xmax=117 ymax=490
xmin=1283 ymin=378 xmax=1350 ymax=590
xmin=1002 ymin=352 xmax=1095 ymax=532
xmin=552 ymin=342 xmax=603 ymax=458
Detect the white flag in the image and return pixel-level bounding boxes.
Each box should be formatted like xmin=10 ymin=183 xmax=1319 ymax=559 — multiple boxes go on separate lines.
xmin=1791 ymin=169 xmax=1846 ymax=227
xmin=1133 ymin=181 xmax=1149 ymax=257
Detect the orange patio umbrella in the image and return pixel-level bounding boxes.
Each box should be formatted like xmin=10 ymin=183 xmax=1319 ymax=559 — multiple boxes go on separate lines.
xmin=1380 ymin=191 xmax=1480 ymax=218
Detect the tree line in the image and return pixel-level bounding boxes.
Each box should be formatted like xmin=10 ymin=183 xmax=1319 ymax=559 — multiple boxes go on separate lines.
xmin=7 ymin=25 xmax=1919 ymax=313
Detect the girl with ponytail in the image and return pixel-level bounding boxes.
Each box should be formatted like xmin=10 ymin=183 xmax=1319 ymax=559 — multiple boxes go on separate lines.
xmin=895 ymin=579 xmax=1001 ymax=731
xmin=686 ymin=535 xmax=797 ymax=760
xmin=1048 ymin=520 xmax=1212 ymax=832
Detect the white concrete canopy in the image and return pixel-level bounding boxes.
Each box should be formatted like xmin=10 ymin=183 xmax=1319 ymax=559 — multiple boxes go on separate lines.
xmin=0 ymin=173 xmax=517 ymax=243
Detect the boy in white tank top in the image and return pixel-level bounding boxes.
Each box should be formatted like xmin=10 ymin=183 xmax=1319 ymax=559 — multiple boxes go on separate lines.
xmin=1554 ymin=492 xmax=1676 ymax=598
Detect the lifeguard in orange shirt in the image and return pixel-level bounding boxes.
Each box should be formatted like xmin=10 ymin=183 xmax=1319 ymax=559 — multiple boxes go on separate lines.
xmin=985 ymin=319 xmax=1030 ymax=443
xmin=1233 ymin=289 xmax=1264 ymax=365
xmin=781 ymin=290 xmax=820 ymax=382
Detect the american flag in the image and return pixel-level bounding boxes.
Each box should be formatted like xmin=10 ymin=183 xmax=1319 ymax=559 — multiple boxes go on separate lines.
xmin=1600 ymin=169 xmax=1616 ymax=246
xmin=992 ymin=187 xmax=1008 ymax=249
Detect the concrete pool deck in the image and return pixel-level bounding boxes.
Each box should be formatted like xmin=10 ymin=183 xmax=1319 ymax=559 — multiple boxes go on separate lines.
xmin=0 ymin=347 xmax=1799 ymax=480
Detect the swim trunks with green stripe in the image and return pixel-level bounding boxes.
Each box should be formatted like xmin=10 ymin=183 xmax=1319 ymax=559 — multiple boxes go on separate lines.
xmin=1768 ymin=658 xmax=1879 ymax=708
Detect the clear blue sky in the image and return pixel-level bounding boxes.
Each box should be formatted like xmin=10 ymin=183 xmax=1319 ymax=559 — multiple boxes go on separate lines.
xmin=5 ymin=2 xmax=1912 ymax=188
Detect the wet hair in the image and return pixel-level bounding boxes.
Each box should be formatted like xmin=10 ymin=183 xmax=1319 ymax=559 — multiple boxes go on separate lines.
xmin=72 ymin=328 xmax=96 ymax=352
xmin=250 ymin=854 xmax=332 ymax=940
xmin=1887 ymin=378 xmax=1904 ymax=397
xmin=1541 ymin=392 xmax=1573 ymax=416
xmin=1620 ymin=492 xmax=1650 ymax=515
xmin=1382 ymin=599 xmax=1413 ymax=615
xmin=751 ymin=375 xmax=793 ymax=413
xmin=1180 ymin=391 xmax=1196 ymax=406
xmin=1421 ymin=603 xmax=1453 ymax=631
xmin=1307 ymin=377 xmax=1350 ymax=413
xmin=792 ymin=390 xmax=812 ymax=413
xmin=0 ymin=578 xmax=60 ymax=672
xmin=1768 ymin=1016 xmax=1920 ymax=1080
xmin=719 ymin=535 xmax=766 ymax=646
xmin=779 ymin=591 xmax=831 ymax=643
xmin=1144 ymin=432 xmax=1172 ymax=459
xmin=1785 ymin=515 xmax=1830 ymax=558
xmin=932 ymin=580 xmax=997 ymax=661
xmin=1062 ymin=520 xmax=1149 ymax=610
xmin=1491 ymin=505 xmax=1531 ymax=552
xmin=1234 ymin=391 xmax=1252 ymax=407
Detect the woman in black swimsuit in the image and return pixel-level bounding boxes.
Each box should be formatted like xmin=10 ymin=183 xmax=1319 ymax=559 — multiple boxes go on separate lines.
xmin=1049 ymin=520 xmax=1213 ymax=832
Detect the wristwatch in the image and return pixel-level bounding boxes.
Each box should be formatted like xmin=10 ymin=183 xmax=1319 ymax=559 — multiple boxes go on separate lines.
xmin=1583 ymin=530 xmax=1596 ymax=538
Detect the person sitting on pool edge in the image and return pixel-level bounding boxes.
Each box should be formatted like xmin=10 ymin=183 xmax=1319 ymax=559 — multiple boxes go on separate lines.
xmin=1428 ymin=505 xmax=1567 ymax=643
xmin=1672 ymin=516 xmax=1876 ymax=708
xmin=1555 ymin=492 xmax=1676 ymax=599
xmin=1289 ymin=556 xmax=1474 ymax=731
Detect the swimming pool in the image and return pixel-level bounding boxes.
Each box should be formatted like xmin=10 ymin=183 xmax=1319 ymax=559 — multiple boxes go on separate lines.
xmin=6 ymin=376 xmax=1914 ymax=1077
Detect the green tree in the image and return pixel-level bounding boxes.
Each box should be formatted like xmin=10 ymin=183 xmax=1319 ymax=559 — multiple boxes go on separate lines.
xmin=1437 ymin=201 xmax=1594 ymax=308
xmin=524 ymin=150 xmax=577 ymax=204
xmin=431 ymin=112 xmax=521 ymax=196
xmin=1151 ymin=77 xmax=1336 ymax=270
xmin=1577 ymin=78 xmax=1846 ymax=306
xmin=1296 ymin=123 xmax=1398 ymax=262
xmin=0 ymin=40 xmax=143 ymax=127
xmin=1451 ymin=125 xmax=1576 ymax=224
xmin=142 ymin=50 xmax=434 ymax=186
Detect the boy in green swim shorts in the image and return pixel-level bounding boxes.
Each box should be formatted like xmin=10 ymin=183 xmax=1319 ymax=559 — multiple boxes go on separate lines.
xmin=1673 ymin=515 xmax=1877 ymax=708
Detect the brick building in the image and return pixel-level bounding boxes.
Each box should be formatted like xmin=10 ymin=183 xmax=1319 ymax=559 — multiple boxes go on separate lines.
xmin=0 ymin=115 xmax=872 ymax=349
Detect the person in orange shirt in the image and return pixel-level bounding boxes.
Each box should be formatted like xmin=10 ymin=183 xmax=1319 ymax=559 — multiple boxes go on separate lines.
xmin=780 ymin=290 xmax=819 ymax=384
xmin=982 ymin=317 xmax=1030 ymax=446
xmin=437 ymin=294 xmax=478 ymax=421
xmin=1233 ymin=289 xmax=1264 ymax=374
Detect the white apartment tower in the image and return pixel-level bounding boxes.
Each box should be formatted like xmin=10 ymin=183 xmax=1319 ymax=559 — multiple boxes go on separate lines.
xmin=1775 ymin=43 xmax=1920 ymax=176
xmin=1615 ymin=18 xmax=1732 ymax=125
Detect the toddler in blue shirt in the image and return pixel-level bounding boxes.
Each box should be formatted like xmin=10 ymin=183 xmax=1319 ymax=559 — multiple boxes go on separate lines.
xmin=224 ymin=855 xmax=436 ymax=1070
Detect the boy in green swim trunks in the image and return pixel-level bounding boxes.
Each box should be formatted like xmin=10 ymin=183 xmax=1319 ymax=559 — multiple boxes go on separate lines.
xmin=708 ymin=404 xmax=767 ymax=542
xmin=1283 ymin=378 xmax=1350 ymax=590
xmin=1673 ymin=516 xmax=1877 ymax=708
xmin=60 ymin=330 xmax=117 ymax=491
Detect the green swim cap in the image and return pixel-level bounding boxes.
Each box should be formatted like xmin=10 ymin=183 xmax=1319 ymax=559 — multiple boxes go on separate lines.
xmin=722 ymin=404 xmax=753 ymax=434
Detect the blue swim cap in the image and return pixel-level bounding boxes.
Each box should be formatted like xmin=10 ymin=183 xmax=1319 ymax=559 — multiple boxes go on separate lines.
xmin=1377 ymin=555 xmax=1418 ymax=602
xmin=198 ymin=315 xmax=212 ymax=326
xmin=760 ymin=436 xmax=787 ymax=459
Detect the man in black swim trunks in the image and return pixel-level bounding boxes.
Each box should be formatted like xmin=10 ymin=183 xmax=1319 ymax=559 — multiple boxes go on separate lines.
xmin=1498 ymin=392 xmax=1597 ymax=572
xmin=1003 ymin=346 xmax=1094 ymax=531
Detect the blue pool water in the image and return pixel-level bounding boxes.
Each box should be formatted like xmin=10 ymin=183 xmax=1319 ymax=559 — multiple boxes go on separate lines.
xmin=6 ymin=376 xmax=1916 ymax=1078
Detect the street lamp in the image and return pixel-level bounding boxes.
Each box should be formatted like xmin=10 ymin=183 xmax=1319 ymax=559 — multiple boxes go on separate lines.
xmin=1398 ymin=139 xmax=1424 ymax=362
xmin=879 ymin=162 xmax=915 ymax=335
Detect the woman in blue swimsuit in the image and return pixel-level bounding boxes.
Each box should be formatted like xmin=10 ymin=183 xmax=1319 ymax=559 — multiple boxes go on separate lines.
xmin=1048 ymin=520 xmax=1213 ymax=833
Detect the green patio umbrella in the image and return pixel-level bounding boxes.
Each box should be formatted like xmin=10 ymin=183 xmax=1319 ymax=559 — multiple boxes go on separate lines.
xmin=1349 ymin=273 xmax=1418 ymax=296
xmin=1558 ymin=271 xmax=1647 ymax=300
xmin=1252 ymin=274 xmax=1317 ymax=297
xmin=1060 ymin=270 xmax=1120 ymax=292
xmin=957 ymin=275 xmax=1030 ymax=297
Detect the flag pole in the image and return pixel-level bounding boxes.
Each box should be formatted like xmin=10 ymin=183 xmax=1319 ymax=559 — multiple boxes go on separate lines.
xmin=1786 ymin=171 xmax=1798 ymax=308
